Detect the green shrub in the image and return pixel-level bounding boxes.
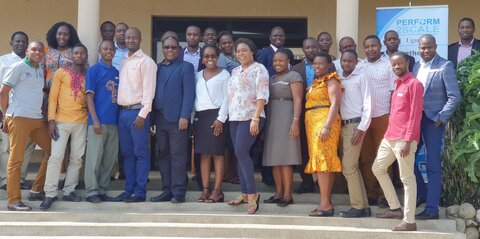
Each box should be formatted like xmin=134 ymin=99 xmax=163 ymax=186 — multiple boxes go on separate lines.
xmin=442 ymin=51 xmax=480 ymax=208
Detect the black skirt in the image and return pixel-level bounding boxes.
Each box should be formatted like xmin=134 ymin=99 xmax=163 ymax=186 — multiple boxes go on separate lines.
xmin=194 ymin=109 xmax=227 ymax=155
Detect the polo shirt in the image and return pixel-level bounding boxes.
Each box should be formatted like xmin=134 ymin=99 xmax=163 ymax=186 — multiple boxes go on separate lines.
xmin=86 ymin=60 xmax=120 ymax=125
xmin=3 ymin=58 xmax=45 ymax=119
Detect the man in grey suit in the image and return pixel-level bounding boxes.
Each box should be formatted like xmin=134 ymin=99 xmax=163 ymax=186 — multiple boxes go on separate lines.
xmin=412 ymin=34 xmax=461 ymax=220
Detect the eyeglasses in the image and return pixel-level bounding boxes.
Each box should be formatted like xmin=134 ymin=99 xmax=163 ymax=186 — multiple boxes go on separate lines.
xmin=203 ymin=54 xmax=217 ymax=59
xmin=163 ymin=45 xmax=179 ymax=50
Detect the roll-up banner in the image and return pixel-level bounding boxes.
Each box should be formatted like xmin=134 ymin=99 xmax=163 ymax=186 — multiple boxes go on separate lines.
xmin=376 ymin=5 xmax=449 ymax=62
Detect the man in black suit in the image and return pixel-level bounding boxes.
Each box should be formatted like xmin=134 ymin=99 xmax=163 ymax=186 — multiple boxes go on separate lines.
xmin=257 ymin=26 xmax=286 ymax=77
xmin=448 ymin=17 xmax=480 ymax=68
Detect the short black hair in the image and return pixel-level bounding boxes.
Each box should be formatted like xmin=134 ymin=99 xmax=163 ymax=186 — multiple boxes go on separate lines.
xmin=98 ymin=39 xmax=115 ymax=50
xmin=73 ymin=43 xmax=88 ymax=54
xmin=341 ymin=49 xmax=358 ymax=59
xmin=46 ymin=22 xmax=81 ymax=49
xmin=275 ymin=48 xmax=294 ymax=63
xmin=186 ymin=25 xmax=202 ymax=34
xmin=391 ymin=51 xmax=409 ymax=61
xmin=313 ymin=51 xmax=333 ymax=64
xmin=100 ymin=21 xmax=115 ymax=31
xmin=363 ymin=35 xmax=381 ymax=45
xmin=217 ymin=30 xmax=233 ymax=43
xmin=235 ymin=38 xmax=257 ymax=60
xmin=458 ymin=17 xmax=475 ymax=28
xmin=200 ymin=44 xmax=221 ymax=58
xmin=317 ymin=31 xmax=332 ymax=40
xmin=11 ymin=31 xmax=28 ymax=42
xmin=384 ymin=30 xmax=399 ymax=39
xmin=204 ymin=26 xmax=217 ymax=34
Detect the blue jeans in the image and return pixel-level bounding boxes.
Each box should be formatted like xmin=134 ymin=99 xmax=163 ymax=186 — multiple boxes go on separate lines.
xmin=229 ymin=119 xmax=265 ymax=194
xmin=118 ymin=109 xmax=151 ymax=199
xmin=414 ymin=113 xmax=445 ymax=213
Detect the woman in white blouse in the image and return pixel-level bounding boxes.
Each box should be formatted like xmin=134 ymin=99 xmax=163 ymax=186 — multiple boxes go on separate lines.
xmin=194 ymin=45 xmax=230 ymax=203
xmin=226 ymin=38 xmax=269 ymax=214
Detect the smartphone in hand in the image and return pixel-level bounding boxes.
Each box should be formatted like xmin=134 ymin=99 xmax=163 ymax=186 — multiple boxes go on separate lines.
xmin=53 ymin=129 xmax=60 ymax=141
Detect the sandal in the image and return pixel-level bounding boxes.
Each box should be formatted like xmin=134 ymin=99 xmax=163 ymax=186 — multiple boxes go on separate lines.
xmin=228 ymin=195 xmax=247 ymax=206
xmin=248 ymin=194 xmax=260 ymax=214
xmin=309 ymin=208 xmax=334 ymax=217
xmin=205 ymin=189 xmax=224 ymax=203
xmin=197 ymin=188 xmax=210 ymax=202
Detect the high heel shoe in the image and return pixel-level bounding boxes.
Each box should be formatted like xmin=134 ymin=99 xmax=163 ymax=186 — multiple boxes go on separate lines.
xmin=248 ymin=194 xmax=260 ymax=214
xmin=197 ymin=188 xmax=210 ymax=202
xmin=205 ymin=189 xmax=224 ymax=203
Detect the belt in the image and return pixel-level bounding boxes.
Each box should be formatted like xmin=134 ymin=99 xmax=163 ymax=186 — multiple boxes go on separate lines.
xmin=119 ymin=104 xmax=143 ymax=110
xmin=271 ymin=98 xmax=293 ymax=101
xmin=342 ymin=117 xmax=361 ymax=125
xmin=305 ymin=105 xmax=329 ymax=111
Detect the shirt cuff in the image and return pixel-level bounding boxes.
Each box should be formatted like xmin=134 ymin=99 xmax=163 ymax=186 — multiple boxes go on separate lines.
xmin=138 ymin=107 xmax=149 ymax=119
xmin=217 ymin=114 xmax=227 ymax=123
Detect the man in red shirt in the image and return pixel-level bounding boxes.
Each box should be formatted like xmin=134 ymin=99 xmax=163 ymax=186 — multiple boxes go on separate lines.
xmin=372 ymin=51 xmax=424 ymax=231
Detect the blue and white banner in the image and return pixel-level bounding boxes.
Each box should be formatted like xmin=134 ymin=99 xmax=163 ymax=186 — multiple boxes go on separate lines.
xmin=376 ymin=5 xmax=449 ymax=62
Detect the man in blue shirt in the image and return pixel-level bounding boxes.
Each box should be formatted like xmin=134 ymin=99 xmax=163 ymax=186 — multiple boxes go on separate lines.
xmin=112 ymin=23 xmax=129 ymax=72
xmin=183 ymin=25 xmax=202 ymax=73
xmin=150 ymin=36 xmax=195 ymax=203
xmin=84 ymin=40 xmax=120 ymax=203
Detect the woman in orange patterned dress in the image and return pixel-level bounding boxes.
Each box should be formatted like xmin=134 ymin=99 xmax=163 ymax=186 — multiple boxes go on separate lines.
xmin=305 ymin=52 xmax=342 ymax=217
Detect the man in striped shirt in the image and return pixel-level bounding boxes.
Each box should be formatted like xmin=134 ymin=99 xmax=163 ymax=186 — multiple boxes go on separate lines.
xmin=357 ymin=35 xmax=397 ymax=207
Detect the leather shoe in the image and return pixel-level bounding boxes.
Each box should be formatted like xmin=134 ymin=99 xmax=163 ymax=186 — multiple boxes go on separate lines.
xmin=376 ymin=208 xmax=403 ymax=219
xmin=277 ymin=198 xmax=293 ymax=207
xmin=171 ymin=197 xmax=186 ymax=203
xmin=99 ymin=194 xmax=115 ymax=201
xmin=123 ymin=194 xmax=145 ymax=203
xmin=27 ymin=191 xmax=45 ymax=201
xmin=392 ymin=221 xmax=417 ymax=231
xmin=63 ymin=192 xmax=81 ymax=202
xmin=39 ymin=197 xmax=57 ymax=211
xmin=109 ymin=192 xmax=129 ymax=202
xmin=20 ymin=183 xmax=31 ymax=190
xmin=86 ymin=195 xmax=102 ymax=203
xmin=416 ymin=210 xmax=439 ymax=220
xmin=263 ymin=195 xmax=280 ymax=203
xmin=339 ymin=207 xmax=368 ymax=218
xmin=416 ymin=198 xmax=426 ymax=208
xmin=7 ymin=201 xmax=32 ymax=211
xmin=150 ymin=193 xmax=173 ymax=202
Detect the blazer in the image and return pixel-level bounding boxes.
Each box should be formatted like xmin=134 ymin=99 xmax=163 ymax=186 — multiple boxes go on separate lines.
xmin=256 ymin=45 xmax=276 ymax=77
xmin=447 ymin=38 xmax=480 ymax=68
xmin=154 ymin=57 xmax=196 ymax=123
xmin=412 ymin=55 xmax=461 ymax=123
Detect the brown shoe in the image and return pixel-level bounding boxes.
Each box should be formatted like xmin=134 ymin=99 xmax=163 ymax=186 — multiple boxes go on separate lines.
xmin=376 ymin=208 xmax=403 ymax=219
xmin=392 ymin=221 xmax=417 ymax=231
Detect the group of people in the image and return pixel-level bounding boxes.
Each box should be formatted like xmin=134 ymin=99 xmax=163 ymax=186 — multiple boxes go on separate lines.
xmin=0 ymin=16 xmax=475 ymax=231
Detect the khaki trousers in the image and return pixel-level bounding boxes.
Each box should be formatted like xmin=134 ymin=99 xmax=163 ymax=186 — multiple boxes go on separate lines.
xmin=6 ymin=117 xmax=51 ymax=204
xmin=372 ymin=139 xmax=417 ymax=224
xmin=359 ymin=114 xmax=389 ymax=199
xmin=44 ymin=122 xmax=86 ymax=198
xmin=341 ymin=122 xmax=368 ymax=209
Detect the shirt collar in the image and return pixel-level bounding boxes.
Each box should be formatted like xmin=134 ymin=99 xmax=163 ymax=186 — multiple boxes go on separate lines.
xmin=420 ymin=54 xmax=437 ymax=66
xmin=184 ymin=47 xmax=200 ymax=56
xmin=270 ymin=44 xmax=278 ymax=52
xmin=459 ymin=38 xmax=474 ymax=47
xmin=115 ymin=42 xmax=127 ymax=51
xmin=23 ymin=57 xmax=40 ymax=69
xmin=304 ymin=59 xmax=313 ymax=66
xmin=98 ymin=59 xmax=113 ymax=69
xmin=126 ymin=49 xmax=144 ymax=59
xmin=395 ymin=72 xmax=414 ymax=84
xmin=10 ymin=51 xmax=22 ymax=59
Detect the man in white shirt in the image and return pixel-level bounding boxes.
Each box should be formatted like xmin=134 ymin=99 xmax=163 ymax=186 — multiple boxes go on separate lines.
xmin=358 ymin=35 xmax=397 ymax=207
xmin=0 ymin=31 xmax=36 ymax=191
xmin=338 ymin=49 xmax=372 ymax=218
